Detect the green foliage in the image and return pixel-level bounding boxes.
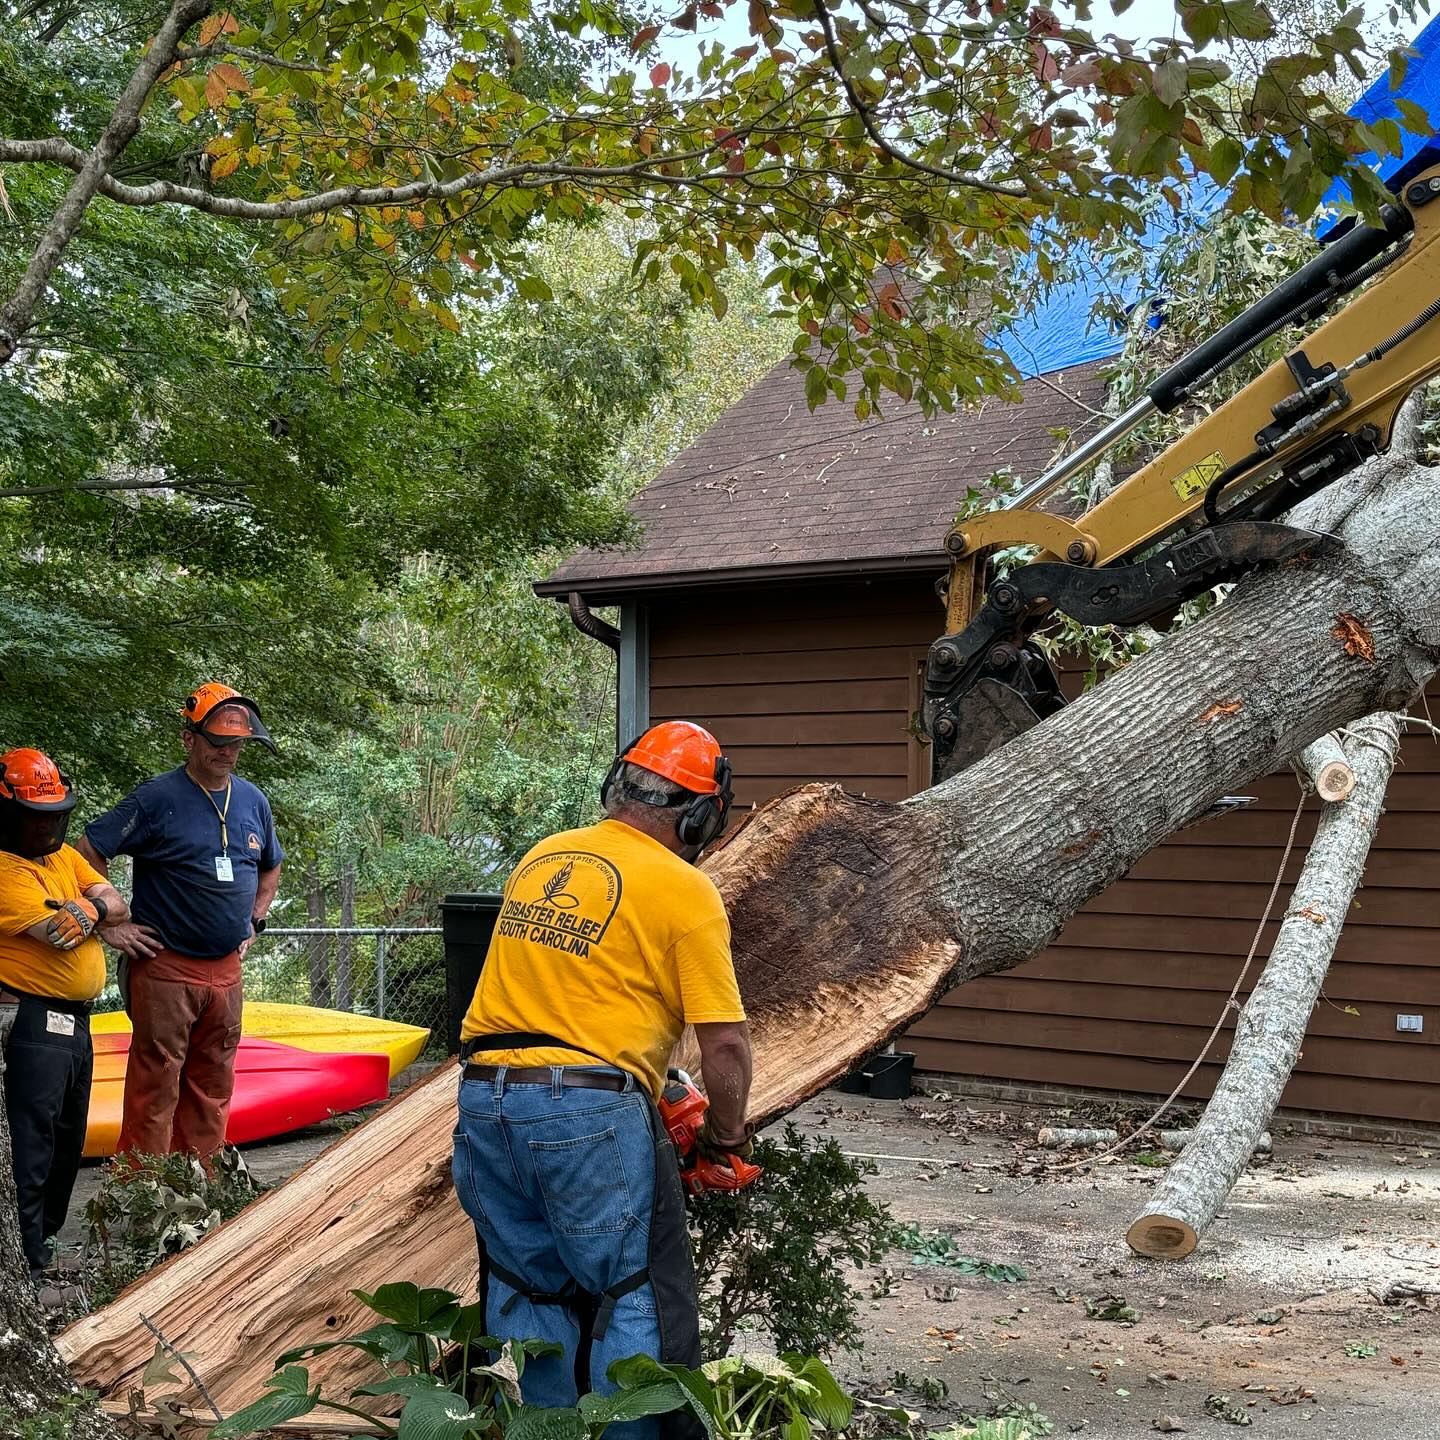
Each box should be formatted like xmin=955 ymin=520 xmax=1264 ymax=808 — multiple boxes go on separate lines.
xmin=3 ymin=0 xmax=1424 ymax=418
xmin=0 ymin=1392 xmax=101 ymax=1440
xmin=888 ymin=1225 xmax=1026 ymax=1285
xmin=211 ymin=1279 xmax=895 ymax=1440
xmin=83 ymin=1147 xmax=261 ymax=1305
xmin=690 ymin=1124 xmax=894 ymax=1358
xmin=936 ymin=1413 xmax=1053 ymax=1440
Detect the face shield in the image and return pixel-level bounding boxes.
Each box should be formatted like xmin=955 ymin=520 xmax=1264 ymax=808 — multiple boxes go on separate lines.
xmin=0 ymin=793 xmax=76 ymax=860
xmin=191 ymin=700 xmax=278 ymax=754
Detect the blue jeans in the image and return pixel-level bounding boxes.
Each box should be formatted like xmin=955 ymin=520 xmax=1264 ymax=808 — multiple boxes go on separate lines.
xmin=452 ymin=1068 xmax=667 ymax=1434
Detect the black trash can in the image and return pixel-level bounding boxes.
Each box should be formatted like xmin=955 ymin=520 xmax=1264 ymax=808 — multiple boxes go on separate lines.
xmin=440 ymin=893 xmax=503 ymax=1054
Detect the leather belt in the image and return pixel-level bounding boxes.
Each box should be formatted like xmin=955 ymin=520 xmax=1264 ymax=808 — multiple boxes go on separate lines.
xmin=463 ymin=1064 xmax=629 ymax=1092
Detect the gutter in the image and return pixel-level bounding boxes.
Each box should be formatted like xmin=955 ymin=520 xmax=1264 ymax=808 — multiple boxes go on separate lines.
xmin=565 ymin=591 xmax=621 ymax=651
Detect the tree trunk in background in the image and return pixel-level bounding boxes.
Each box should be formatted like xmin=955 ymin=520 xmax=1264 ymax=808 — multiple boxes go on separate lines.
xmin=306 ymin=870 xmax=331 ymax=1009
xmin=0 ymin=1049 xmax=120 ymax=1438
xmin=57 ymin=451 xmax=1440 ymax=1413
xmin=1127 ymin=712 xmax=1402 ymax=1258
xmin=335 ymin=863 xmax=356 ymax=1012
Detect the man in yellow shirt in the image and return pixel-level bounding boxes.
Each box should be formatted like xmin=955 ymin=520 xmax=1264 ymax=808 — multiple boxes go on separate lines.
xmin=454 ymin=722 xmax=752 ymax=1436
xmin=0 ymin=748 xmax=128 ymax=1288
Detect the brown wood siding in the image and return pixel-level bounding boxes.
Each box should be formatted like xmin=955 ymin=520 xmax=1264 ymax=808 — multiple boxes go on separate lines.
xmin=647 ymin=577 xmax=1440 ymax=1126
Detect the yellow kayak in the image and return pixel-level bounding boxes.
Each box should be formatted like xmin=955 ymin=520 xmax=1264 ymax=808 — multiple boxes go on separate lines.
xmin=86 ymin=1003 xmax=431 ymax=1159
xmin=91 ymin=1001 xmax=430 ymax=1080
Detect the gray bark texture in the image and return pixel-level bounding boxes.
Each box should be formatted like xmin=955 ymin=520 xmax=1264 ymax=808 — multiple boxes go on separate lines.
xmin=694 ymin=452 xmax=1440 ymax=1121
xmin=1126 ymin=711 xmax=1402 ymax=1258
xmin=0 ymin=1048 xmax=117 ymax=1438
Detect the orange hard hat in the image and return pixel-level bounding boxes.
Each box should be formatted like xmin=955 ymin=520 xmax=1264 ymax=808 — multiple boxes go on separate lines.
xmin=622 ymin=721 xmax=725 ymax=794
xmin=182 ymin=683 xmax=278 ymax=753
xmin=0 ymin=748 xmax=76 ymax=812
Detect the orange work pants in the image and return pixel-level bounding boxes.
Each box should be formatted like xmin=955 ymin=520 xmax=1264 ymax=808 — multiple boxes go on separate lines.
xmin=117 ymin=948 xmax=243 ymax=1160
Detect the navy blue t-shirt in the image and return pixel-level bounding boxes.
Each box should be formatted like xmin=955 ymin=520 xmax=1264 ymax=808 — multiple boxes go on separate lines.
xmin=85 ymin=767 xmax=283 ymax=959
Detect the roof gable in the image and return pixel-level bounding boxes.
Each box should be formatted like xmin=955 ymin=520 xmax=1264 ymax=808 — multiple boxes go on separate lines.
xmin=539 ymin=356 xmax=1111 ymax=597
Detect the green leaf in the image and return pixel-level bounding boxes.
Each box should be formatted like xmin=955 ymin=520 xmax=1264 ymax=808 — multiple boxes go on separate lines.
xmin=278 ymin=1322 xmax=415 ymax=1368
xmin=804 ymin=363 xmax=827 ymax=410
xmin=504 ymin=1407 xmax=588 ymax=1440
xmin=1396 ymin=96 xmax=1434 ymax=137
xmin=786 ymin=1357 xmax=853 ymax=1430
xmin=210 ymin=1368 xmax=320 ymax=1437
xmin=579 ymin=1384 xmax=687 ymax=1427
xmin=1222 ymin=0 xmax=1275 ymax=39
xmin=354 ymin=1375 xmax=464 ymax=1399
xmin=516 ymin=275 xmax=556 ymax=302
xmin=1151 ymin=59 xmax=1188 ymax=107
xmin=396 ymin=1386 xmax=489 ymax=1440
xmin=1210 ymin=136 xmax=1244 ymax=186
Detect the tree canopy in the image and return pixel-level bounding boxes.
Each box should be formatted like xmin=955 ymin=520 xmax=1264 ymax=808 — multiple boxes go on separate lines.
xmin=2 ymin=0 xmax=1433 ymax=413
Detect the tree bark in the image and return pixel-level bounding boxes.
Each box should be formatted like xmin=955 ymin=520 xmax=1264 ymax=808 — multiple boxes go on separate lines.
xmin=0 ymin=1038 xmax=118 ymax=1437
xmin=306 ymin=869 xmax=332 ymax=1008
xmin=52 ymin=450 xmax=1440 ymax=1412
xmin=0 ymin=0 xmax=213 ymax=365
xmin=1126 ymin=712 xmax=1403 ymax=1259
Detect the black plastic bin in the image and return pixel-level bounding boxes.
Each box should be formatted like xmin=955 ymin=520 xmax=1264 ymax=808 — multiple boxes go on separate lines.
xmin=440 ymin=892 xmax=503 ymax=1054
xmin=834 ymin=1050 xmax=916 ymax=1100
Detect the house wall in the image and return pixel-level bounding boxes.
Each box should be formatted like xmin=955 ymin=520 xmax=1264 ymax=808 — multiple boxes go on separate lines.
xmin=647 ymin=577 xmax=1440 ymax=1127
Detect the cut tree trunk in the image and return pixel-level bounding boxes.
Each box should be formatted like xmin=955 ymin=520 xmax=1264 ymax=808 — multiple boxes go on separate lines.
xmin=1126 ymin=712 xmax=1403 ymax=1259
xmin=54 ymin=452 xmax=1440 ymax=1414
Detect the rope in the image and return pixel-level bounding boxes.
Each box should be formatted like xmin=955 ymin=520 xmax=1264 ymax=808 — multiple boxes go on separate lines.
xmin=1045 ymin=788 xmax=1310 ymax=1174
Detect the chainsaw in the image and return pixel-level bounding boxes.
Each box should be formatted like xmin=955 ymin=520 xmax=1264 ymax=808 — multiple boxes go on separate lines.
xmin=659 ymin=1068 xmax=762 ymax=1196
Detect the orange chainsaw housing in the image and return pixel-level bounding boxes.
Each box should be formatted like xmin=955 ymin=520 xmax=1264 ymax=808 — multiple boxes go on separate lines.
xmin=659 ymin=1069 xmax=761 ymax=1196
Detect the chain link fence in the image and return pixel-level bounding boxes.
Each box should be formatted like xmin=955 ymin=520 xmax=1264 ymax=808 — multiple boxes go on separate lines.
xmin=97 ymin=926 xmax=450 ymax=1058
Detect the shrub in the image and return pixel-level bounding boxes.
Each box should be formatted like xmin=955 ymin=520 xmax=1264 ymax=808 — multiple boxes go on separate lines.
xmin=689 ymin=1123 xmax=893 ymax=1357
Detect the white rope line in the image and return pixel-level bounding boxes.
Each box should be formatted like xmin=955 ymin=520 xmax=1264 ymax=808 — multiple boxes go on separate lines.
xmin=1045 ymin=787 xmax=1310 ymax=1174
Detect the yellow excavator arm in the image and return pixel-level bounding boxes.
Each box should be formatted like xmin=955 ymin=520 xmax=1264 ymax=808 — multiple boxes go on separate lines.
xmin=925 ymin=163 xmax=1440 ymax=784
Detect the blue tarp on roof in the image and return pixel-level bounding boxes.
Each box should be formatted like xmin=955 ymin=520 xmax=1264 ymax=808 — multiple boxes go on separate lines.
xmin=1327 ymin=11 xmax=1440 ymax=200
xmin=999 ymin=14 xmax=1440 ymax=378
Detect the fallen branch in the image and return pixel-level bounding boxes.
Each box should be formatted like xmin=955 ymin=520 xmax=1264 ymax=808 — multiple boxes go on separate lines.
xmin=1297 ymin=732 xmax=1356 ymax=802
xmin=1127 ymin=713 xmax=1402 ymax=1260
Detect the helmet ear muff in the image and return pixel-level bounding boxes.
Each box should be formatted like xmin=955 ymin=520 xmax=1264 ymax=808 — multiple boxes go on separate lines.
xmin=675 ymin=756 xmax=733 ymax=850
xmin=599 ymin=736 xmax=644 ymax=811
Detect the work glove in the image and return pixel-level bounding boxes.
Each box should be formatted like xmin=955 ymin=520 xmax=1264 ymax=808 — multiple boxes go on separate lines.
xmin=696 ymin=1115 xmax=754 ymax=1164
xmin=43 ymin=897 xmax=102 ymax=950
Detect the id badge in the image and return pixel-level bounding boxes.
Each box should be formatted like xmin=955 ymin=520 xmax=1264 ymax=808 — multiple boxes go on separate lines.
xmin=215 ymin=855 xmax=234 ymax=883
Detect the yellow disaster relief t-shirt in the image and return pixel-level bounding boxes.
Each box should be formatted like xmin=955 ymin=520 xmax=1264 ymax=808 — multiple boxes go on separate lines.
xmin=0 ymin=843 xmax=107 ymax=1002
xmin=461 ymin=819 xmax=745 ymax=1098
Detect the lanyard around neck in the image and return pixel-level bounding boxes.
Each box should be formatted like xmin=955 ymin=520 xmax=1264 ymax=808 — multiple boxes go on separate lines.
xmin=189 ymin=773 xmax=232 ymax=853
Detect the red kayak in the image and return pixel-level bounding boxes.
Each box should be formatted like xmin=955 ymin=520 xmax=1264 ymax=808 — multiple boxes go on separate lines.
xmin=86 ymin=1032 xmax=391 ymax=1157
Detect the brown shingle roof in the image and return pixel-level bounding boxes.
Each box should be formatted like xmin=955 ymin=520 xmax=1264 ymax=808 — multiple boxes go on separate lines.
xmin=537 ymin=357 xmax=1112 ymax=597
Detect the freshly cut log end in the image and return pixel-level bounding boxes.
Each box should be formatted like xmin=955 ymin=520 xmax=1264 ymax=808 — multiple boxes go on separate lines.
xmin=1312 ymin=759 xmax=1356 ymax=803
xmin=1126 ymin=1213 xmax=1199 ymax=1259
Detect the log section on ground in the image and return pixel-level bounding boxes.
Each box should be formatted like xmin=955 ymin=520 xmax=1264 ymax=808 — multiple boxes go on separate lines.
xmin=1126 ymin=712 xmax=1402 ymax=1260
xmin=59 ymin=455 xmax=1440 ymax=1413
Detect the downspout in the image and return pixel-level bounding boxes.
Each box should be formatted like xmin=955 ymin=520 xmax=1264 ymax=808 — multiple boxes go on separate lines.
xmin=566 ymin=591 xmax=621 ymax=651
